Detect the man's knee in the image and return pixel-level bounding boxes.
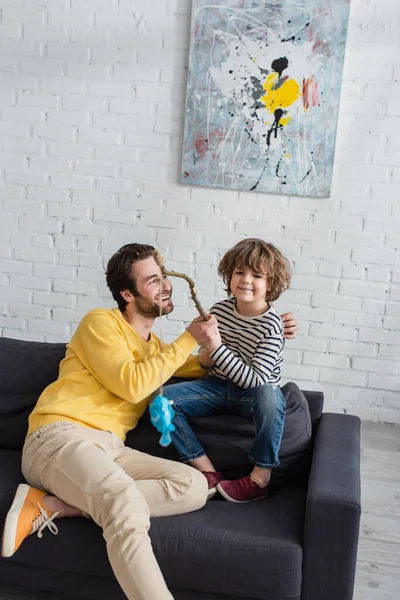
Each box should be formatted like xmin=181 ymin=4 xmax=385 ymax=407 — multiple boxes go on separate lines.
xmin=173 ymin=464 xmax=207 ymax=512
xmin=187 ymin=466 xmax=208 ymax=511
xmin=90 ymin=481 xmax=151 ymax=531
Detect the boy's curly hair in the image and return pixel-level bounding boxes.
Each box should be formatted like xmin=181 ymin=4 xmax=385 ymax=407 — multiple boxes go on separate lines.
xmin=217 ymin=238 xmax=291 ymax=302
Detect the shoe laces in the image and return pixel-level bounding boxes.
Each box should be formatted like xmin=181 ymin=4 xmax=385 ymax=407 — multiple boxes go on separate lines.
xmin=241 ymin=477 xmax=262 ymax=489
xmin=240 ymin=477 xmax=253 ymax=488
xmin=31 ymin=503 xmax=63 ymax=539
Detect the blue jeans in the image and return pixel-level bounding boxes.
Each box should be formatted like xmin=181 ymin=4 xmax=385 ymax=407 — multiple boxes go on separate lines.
xmin=164 ymin=376 xmax=286 ymax=469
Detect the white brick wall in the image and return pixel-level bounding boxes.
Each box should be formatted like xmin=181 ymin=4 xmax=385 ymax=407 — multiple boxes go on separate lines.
xmin=0 ymin=0 xmax=399 ymax=422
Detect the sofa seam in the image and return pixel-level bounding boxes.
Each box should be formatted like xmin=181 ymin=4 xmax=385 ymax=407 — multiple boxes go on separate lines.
xmin=151 ymin=535 xmax=301 ymax=551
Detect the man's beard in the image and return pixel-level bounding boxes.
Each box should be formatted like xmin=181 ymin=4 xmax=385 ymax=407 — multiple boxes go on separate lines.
xmin=135 ymin=294 xmax=174 ymax=318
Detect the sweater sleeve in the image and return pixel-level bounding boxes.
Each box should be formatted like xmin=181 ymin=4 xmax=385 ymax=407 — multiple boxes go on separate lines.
xmin=72 ymin=312 xmax=198 ymax=404
xmin=173 ymin=353 xmax=207 ymax=379
xmin=209 ymin=331 xmax=284 ymax=389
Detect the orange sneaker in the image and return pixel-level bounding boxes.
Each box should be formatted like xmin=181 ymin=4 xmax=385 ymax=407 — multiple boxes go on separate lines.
xmin=1 ymin=483 xmax=63 ymax=558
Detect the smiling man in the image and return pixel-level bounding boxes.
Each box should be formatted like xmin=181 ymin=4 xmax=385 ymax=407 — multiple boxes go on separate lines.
xmin=1 ymin=243 xmax=221 ymax=600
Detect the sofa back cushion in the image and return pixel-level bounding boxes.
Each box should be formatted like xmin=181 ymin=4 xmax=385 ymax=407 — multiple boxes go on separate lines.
xmin=0 ymin=337 xmax=66 ymax=449
xmin=127 ymin=381 xmax=313 ymax=490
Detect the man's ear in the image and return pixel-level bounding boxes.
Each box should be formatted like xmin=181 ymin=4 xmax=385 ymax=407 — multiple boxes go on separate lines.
xmin=120 ymin=289 xmax=135 ymax=305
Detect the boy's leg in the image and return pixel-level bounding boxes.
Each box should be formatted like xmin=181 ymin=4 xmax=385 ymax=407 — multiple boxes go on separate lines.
xmin=230 ymin=384 xmax=286 ymax=472
xmin=217 ymin=385 xmax=286 ymax=502
xmin=115 ymin=446 xmax=208 ymax=517
xmin=20 ymin=423 xmax=173 ymax=600
xmin=163 ymin=378 xmax=228 ymax=464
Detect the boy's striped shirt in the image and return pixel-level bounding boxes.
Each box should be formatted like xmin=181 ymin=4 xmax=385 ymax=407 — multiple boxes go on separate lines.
xmin=207 ymin=298 xmax=284 ymax=388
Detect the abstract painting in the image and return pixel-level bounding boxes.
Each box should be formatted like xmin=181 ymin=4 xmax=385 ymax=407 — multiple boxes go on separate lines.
xmin=181 ymin=0 xmax=351 ymax=198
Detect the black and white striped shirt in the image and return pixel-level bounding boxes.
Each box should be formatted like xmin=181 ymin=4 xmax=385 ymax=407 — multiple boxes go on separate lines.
xmin=207 ymin=298 xmax=284 ymax=388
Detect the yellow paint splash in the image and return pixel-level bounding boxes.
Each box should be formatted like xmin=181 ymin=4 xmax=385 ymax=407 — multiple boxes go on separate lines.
xmin=261 ymin=73 xmax=300 ymax=127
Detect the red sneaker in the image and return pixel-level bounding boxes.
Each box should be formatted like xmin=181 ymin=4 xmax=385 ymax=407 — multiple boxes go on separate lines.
xmin=217 ymin=476 xmax=269 ymax=503
xmin=202 ymin=471 xmax=225 ymax=499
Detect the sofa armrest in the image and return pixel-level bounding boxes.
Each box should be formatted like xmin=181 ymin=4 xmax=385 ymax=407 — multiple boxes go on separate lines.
xmin=302 ymin=413 xmax=361 ymax=600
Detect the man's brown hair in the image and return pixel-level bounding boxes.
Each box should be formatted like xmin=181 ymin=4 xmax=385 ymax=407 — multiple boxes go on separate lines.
xmin=106 ymin=243 xmax=163 ymax=311
xmin=217 ymin=238 xmax=291 ymax=302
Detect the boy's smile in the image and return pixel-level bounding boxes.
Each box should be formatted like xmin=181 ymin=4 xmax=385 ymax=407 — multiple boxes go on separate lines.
xmin=230 ymin=267 xmax=269 ymax=315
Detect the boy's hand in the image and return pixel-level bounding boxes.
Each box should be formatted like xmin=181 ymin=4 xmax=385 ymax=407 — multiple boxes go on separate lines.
xmin=281 ymin=312 xmax=298 ymax=339
xmin=198 ymin=348 xmax=215 ymax=369
xmin=187 ymin=315 xmax=221 ymax=348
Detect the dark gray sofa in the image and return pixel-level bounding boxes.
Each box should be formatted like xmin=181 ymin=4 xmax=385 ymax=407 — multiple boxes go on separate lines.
xmin=0 ymin=336 xmax=361 ymax=600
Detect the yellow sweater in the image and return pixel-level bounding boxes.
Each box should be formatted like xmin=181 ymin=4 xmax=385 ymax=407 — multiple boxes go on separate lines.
xmin=27 ymin=308 xmax=204 ymax=441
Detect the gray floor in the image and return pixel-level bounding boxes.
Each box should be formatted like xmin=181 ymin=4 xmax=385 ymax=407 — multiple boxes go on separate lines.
xmin=353 ymin=421 xmax=400 ymax=600
xmin=0 ymin=421 xmax=399 ymax=600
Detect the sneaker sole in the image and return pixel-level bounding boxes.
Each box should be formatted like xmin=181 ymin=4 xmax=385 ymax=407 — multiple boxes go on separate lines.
xmin=1 ymin=483 xmax=31 ymax=558
xmin=207 ymin=486 xmax=218 ymax=499
xmin=216 ymin=482 xmax=267 ymax=504
xmin=216 ymin=483 xmax=250 ymax=503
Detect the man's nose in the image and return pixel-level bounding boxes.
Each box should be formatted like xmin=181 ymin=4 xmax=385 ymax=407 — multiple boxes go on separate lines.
xmin=163 ymin=278 xmax=172 ymax=292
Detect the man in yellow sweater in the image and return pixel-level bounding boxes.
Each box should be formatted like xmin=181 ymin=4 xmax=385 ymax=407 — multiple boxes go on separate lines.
xmin=1 ymin=243 xmax=298 ymax=600
xmin=1 ymin=243 xmax=222 ymax=600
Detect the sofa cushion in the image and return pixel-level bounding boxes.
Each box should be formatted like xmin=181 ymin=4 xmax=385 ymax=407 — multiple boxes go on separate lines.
xmin=127 ymin=381 xmax=312 ymax=489
xmin=0 ymin=338 xmax=66 ymax=449
xmin=0 ymin=448 xmax=304 ymax=600
xmin=155 ymin=490 xmax=305 ymax=600
xmin=0 ymin=338 xmax=66 ymax=394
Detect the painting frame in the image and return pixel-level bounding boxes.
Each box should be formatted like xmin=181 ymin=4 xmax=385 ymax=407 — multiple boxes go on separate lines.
xmin=181 ymin=0 xmax=352 ymax=198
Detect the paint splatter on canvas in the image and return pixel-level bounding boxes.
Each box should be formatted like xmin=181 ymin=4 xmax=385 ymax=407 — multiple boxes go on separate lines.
xmin=181 ymin=0 xmax=351 ymax=198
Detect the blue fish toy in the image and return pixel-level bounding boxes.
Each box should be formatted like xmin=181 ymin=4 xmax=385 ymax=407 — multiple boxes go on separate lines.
xmin=150 ymin=395 xmax=175 ymax=447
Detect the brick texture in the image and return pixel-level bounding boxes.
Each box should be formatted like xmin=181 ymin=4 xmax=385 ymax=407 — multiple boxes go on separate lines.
xmin=0 ymin=0 xmax=399 ymax=422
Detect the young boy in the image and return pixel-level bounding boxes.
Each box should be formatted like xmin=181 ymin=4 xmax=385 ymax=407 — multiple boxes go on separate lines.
xmin=164 ymin=238 xmax=291 ymax=503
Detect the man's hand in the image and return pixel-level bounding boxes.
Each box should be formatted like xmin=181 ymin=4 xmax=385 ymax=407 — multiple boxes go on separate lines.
xmin=187 ymin=315 xmax=221 ymax=351
xmin=281 ymin=312 xmax=298 ymax=339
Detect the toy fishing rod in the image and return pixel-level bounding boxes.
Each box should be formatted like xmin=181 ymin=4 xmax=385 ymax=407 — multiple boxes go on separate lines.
xmin=150 ymin=267 xmax=210 ymax=446
xmin=163 ymin=269 xmax=209 ymax=321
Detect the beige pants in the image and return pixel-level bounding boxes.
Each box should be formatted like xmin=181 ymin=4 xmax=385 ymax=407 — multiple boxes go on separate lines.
xmin=22 ymin=422 xmax=208 ymax=600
